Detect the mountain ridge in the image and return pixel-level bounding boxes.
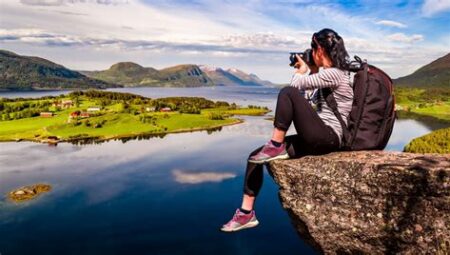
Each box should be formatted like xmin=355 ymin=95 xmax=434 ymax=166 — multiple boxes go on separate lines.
xmin=200 ymin=65 xmax=274 ymax=87
xmin=0 ymin=49 xmax=277 ymax=90
xmin=394 ymin=52 xmax=450 ymax=87
xmin=82 ymin=63 xmax=214 ymax=87
xmin=83 ymin=62 xmax=275 ymax=87
xmin=0 ymin=49 xmax=118 ymax=91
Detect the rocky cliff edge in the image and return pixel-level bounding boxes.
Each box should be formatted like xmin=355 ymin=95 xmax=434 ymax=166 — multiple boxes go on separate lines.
xmin=268 ymin=151 xmax=450 ymax=254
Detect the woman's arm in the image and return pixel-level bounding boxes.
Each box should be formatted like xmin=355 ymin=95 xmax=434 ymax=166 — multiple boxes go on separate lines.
xmin=290 ymin=68 xmax=342 ymax=90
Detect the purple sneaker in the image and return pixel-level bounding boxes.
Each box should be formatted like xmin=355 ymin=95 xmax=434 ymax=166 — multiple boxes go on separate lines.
xmin=248 ymin=141 xmax=289 ymax=164
xmin=221 ymin=209 xmax=259 ymax=232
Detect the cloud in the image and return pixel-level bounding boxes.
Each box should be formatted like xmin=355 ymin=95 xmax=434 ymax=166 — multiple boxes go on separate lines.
xmin=386 ymin=33 xmax=424 ymax=43
xmin=221 ymin=32 xmax=305 ymax=49
xmin=53 ymin=10 xmax=89 ymax=16
xmin=20 ymin=0 xmax=128 ymax=6
xmin=422 ymin=0 xmax=450 ymax=16
xmin=375 ymin=20 xmax=407 ymax=28
xmin=172 ymin=169 xmax=236 ymax=184
xmin=0 ymin=29 xmax=293 ymax=55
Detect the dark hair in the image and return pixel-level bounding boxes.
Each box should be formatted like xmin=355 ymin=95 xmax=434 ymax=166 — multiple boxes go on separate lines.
xmin=311 ymin=28 xmax=349 ymax=70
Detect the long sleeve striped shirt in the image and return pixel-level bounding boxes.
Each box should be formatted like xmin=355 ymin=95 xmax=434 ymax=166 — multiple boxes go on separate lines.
xmin=290 ymin=68 xmax=353 ymax=144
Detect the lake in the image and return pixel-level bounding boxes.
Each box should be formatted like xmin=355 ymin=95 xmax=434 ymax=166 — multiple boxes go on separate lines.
xmin=0 ymin=87 xmax=447 ymax=255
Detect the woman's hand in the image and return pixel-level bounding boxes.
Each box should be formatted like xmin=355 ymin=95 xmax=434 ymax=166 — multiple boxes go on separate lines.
xmin=294 ymin=54 xmax=309 ymax=74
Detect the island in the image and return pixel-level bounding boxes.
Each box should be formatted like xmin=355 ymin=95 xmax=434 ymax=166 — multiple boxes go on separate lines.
xmin=0 ymin=90 xmax=269 ymax=143
xmin=7 ymin=184 xmax=52 ymax=202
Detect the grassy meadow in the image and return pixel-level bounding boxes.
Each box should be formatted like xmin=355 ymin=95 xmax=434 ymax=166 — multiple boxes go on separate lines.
xmin=395 ymin=87 xmax=450 ymax=153
xmin=0 ymin=90 xmax=269 ymax=142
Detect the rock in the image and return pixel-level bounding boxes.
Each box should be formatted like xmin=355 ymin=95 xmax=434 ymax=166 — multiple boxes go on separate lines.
xmin=268 ymin=151 xmax=450 ymax=255
xmin=7 ymin=183 xmax=52 ymax=202
xmin=14 ymin=190 xmax=25 ymax=195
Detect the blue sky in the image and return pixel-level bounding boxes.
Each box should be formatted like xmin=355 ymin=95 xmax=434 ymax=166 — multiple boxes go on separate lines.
xmin=0 ymin=0 xmax=449 ymax=83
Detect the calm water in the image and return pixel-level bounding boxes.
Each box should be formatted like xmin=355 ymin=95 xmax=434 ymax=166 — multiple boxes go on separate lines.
xmin=0 ymin=87 xmax=447 ymax=255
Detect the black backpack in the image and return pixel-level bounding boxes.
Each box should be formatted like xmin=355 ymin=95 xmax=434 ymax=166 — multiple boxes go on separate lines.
xmin=323 ymin=56 xmax=396 ymax=151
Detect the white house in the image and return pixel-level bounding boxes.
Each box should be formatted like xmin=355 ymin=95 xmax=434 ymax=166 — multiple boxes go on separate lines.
xmin=87 ymin=107 xmax=101 ymax=112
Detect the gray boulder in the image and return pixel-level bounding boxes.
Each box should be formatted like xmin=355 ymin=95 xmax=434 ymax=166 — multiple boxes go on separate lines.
xmin=268 ymin=151 xmax=450 ymax=254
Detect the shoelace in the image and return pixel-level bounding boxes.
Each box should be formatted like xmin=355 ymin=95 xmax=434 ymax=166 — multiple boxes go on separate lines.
xmin=226 ymin=210 xmax=244 ymax=226
xmin=232 ymin=210 xmax=241 ymax=221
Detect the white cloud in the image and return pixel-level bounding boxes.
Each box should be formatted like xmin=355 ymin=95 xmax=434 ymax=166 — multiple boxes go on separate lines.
xmin=172 ymin=169 xmax=236 ymax=184
xmin=422 ymin=0 xmax=450 ymax=16
xmin=20 ymin=0 xmax=129 ymax=6
xmin=0 ymin=28 xmax=293 ymax=55
xmin=220 ymin=32 xmax=307 ymax=49
xmin=375 ymin=20 xmax=407 ymax=28
xmin=386 ymin=33 xmax=424 ymax=43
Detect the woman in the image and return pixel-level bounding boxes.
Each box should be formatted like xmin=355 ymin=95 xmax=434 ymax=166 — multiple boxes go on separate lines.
xmin=221 ymin=28 xmax=354 ymax=232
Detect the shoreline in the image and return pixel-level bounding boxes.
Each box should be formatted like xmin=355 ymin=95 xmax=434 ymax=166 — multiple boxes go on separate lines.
xmin=396 ymin=110 xmax=450 ymax=124
xmin=0 ymin=118 xmax=245 ymax=144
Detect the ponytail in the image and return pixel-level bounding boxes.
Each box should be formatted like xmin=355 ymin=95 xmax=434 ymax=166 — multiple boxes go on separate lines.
xmin=311 ymin=28 xmax=349 ymax=70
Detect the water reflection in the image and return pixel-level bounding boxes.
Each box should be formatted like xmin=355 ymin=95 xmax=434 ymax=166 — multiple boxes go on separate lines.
xmin=0 ymin=87 xmax=449 ymax=255
xmin=385 ymin=119 xmax=434 ymax=151
xmin=172 ymin=169 xmax=237 ymax=184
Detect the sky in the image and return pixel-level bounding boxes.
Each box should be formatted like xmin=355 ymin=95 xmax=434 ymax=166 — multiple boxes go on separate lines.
xmin=0 ymin=0 xmax=449 ymax=83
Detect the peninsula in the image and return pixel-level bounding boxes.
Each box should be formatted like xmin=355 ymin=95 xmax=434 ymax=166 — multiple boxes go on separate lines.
xmin=0 ymin=90 xmax=269 ymax=143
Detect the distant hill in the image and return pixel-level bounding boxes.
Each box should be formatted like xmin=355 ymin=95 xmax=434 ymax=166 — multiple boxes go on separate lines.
xmin=0 ymin=50 xmax=117 ymax=91
xmin=82 ymin=62 xmax=275 ymax=87
xmin=394 ymin=53 xmax=450 ymax=87
xmin=82 ymin=63 xmax=214 ymax=87
xmin=199 ymin=65 xmax=275 ymax=87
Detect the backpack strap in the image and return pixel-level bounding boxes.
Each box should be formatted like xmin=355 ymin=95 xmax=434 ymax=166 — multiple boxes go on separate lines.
xmin=322 ymin=63 xmax=368 ymax=150
xmin=322 ymin=87 xmax=348 ymax=138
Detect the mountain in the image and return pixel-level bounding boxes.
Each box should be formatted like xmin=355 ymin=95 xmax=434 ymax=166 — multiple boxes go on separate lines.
xmin=199 ymin=65 xmax=275 ymax=87
xmin=0 ymin=50 xmax=117 ymax=91
xmin=81 ymin=62 xmax=161 ymax=86
xmin=394 ymin=53 xmax=450 ymax=87
xmin=82 ymin=63 xmax=214 ymax=87
xmin=82 ymin=62 xmax=275 ymax=87
xmin=158 ymin=64 xmax=214 ymax=87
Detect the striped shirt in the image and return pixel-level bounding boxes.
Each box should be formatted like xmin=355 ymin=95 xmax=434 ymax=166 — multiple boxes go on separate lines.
xmin=290 ymin=68 xmax=353 ymax=144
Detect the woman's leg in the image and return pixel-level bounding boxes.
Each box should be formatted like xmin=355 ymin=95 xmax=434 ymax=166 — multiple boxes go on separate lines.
xmin=273 ymin=86 xmax=339 ymax=148
xmin=240 ymin=134 xmax=311 ymax=211
xmin=221 ymin=147 xmax=263 ymax=232
xmin=250 ymin=86 xmax=339 ymax=163
xmin=241 ymin=146 xmax=264 ymax=211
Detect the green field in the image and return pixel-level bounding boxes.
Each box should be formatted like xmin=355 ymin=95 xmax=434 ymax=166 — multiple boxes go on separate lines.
xmin=395 ymin=87 xmax=450 ymax=154
xmin=395 ymin=87 xmax=450 ymax=122
xmin=0 ymin=91 xmax=269 ymax=142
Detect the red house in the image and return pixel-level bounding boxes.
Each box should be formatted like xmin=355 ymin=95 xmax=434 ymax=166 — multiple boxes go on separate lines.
xmin=160 ymin=107 xmax=172 ymax=112
xmin=70 ymin=111 xmax=81 ymax=118
xmin=40 ymin=112 xmax=54 ymax=117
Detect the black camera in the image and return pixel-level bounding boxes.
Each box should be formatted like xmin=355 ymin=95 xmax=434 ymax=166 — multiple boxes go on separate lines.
xmin=289 ymin=49 xmax=314 ymax=67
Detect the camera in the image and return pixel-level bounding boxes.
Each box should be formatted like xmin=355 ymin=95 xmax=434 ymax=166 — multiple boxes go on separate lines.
xmin=289 ymin=49 xmax=314 ymax=67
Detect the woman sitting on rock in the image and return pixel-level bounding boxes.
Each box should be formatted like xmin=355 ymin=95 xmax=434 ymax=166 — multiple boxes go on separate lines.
xmin=221 ymin=28 xmax=354 ymax=232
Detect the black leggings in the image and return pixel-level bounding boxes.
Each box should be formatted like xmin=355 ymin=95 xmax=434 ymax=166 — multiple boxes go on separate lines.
xmin=244 ymin=86 xmax=340 ymax=196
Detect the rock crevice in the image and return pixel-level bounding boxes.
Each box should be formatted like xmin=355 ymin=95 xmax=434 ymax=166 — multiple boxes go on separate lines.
xmin=268 ymin=151 xmax=450 ymax=254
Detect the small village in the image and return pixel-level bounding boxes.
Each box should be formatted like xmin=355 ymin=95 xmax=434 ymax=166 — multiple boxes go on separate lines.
xmin=39 ymin=99 xmax=172 ymax=122
xmin=0 ymin=90 xmax=269 ymax=144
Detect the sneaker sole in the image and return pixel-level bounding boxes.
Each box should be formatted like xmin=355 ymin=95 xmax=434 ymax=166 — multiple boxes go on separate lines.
xmin=248 ymin=153 xmax=289 ymax=164
xmin=220 ymin=220 xmax=259 ymax=232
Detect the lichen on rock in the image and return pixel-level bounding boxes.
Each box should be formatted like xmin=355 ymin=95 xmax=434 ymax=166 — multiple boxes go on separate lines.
xmin=268 ymin=151 xmax=450 ymax=254
xmin=7 ymin=183 xmax=52 ymax=202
